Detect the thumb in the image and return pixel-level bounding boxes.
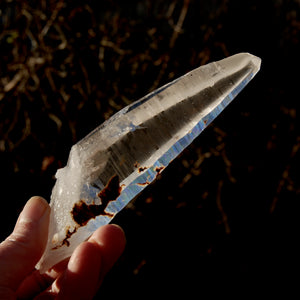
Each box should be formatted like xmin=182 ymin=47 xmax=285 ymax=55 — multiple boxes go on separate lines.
xmin=0 ymin=196 xmax=50 ymax=291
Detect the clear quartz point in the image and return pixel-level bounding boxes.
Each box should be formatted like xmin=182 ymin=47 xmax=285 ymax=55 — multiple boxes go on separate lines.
xmin=36 ymin=53 xmax=261 ymax=272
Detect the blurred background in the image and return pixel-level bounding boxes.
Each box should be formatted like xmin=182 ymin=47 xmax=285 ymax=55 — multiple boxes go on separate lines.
xmin=0 ymin=0 xmax=299 ymax=297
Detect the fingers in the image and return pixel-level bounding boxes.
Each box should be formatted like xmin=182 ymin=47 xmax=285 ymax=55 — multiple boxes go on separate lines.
xmin=88 ymin=224 xmax=126 ymax=278
xmin=52 ymin=241 xmax=103 ymax=300
xmin=51 ymin=224 xmax=126 ymax=300
xmin=0 ymin=196 xmax=126 ymax=300
xmin=0 ymin=196 xmax=50 ymax=291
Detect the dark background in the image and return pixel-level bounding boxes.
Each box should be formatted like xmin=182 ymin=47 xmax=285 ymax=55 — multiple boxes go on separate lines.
xmin=0 ymin=0 xmax=299 ymax=297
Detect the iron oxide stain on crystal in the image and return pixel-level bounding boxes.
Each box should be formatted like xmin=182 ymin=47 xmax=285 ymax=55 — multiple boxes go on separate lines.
xmin=52 ymin=175 xmax=121 ymax=250
xmin=72 ymin=174 xmax=121 ymax=227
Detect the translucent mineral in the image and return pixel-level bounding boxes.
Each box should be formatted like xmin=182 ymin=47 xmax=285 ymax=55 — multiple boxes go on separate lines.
xmin=36 ymin=53 xmax=261 ymax=272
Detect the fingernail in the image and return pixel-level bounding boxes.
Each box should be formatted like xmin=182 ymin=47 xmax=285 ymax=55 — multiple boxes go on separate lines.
xmin=19 ymin=196 xmax=49 ymax=223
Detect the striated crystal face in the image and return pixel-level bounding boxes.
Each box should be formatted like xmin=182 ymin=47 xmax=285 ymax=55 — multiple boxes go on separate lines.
xmin=36 ymin=53 xmax=261 ymax=272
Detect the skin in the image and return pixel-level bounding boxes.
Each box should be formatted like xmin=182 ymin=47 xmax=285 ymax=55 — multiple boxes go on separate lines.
xmin=0 ymin=196 xmax=126 ymax=299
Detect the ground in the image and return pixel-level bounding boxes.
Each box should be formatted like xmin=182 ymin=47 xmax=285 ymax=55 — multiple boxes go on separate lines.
xmin=0 ymin=0 xmax=299 ymax=297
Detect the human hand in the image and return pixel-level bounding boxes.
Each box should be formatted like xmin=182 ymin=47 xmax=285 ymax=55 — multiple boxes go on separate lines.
xmin=0 ymin=196 xmax=126 ymax=299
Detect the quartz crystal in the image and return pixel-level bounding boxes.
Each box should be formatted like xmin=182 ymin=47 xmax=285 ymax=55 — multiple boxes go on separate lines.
xmin=36 ymin=53 xmax=261 ymax=272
